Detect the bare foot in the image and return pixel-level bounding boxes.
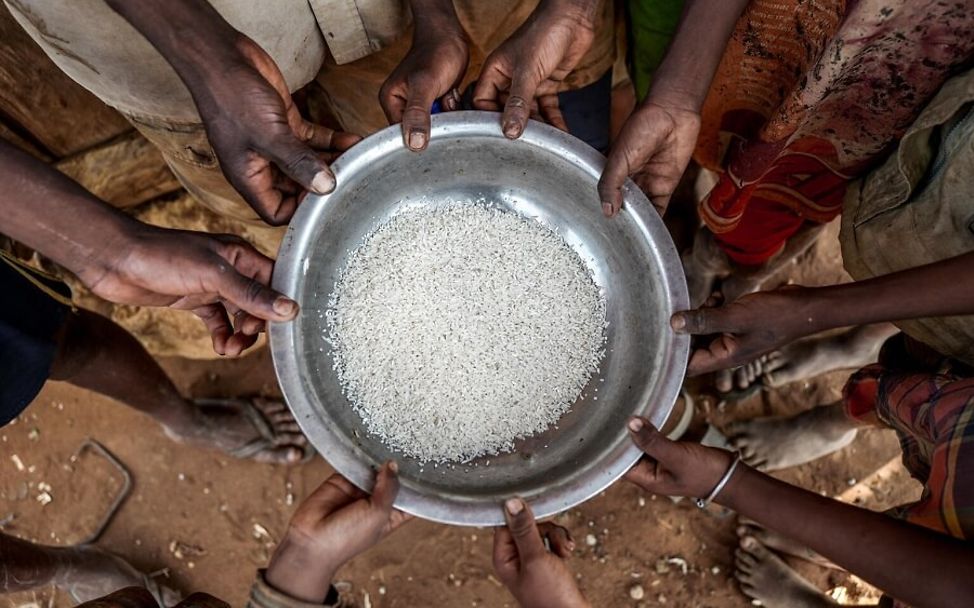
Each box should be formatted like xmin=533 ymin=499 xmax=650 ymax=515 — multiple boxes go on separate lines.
xmin=682 ymin=227 xmax=732 ymax=308
xmin=726 ymin=403 xmax=858 ymax=471
xmin=762 ymin=325 xmax=895 ymax=388
xmin=716 ymin=355 xmax=771 ymax=394
xmin=55 ymin=544 xmax=179 ymax=604
xmin=736 ymin=519 xmax=835 ymax=568
xmin=162 ymin=396 xmax=310 ymax=465
xmin=735 ymin=536 xmax=836 ymax=608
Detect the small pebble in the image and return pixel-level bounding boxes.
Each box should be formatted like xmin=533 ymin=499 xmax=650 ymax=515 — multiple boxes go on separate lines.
xmin=629 ymin=584 xmax=645 ymax=600
xmin=585 ymin=534 xmax=597 ymax=546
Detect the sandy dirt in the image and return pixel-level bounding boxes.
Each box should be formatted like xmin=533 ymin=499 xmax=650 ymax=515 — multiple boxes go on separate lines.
xmin=0 ymin=220 xmax=921 ymax=608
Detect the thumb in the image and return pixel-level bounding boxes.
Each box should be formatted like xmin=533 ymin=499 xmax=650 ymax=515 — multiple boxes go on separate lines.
xmin=626 ymin=417 xmax=679 ymax=463
xmin=370 ymin=460 xmax=400 ymax=513
xmin=503 ymin=497 xmax=545 ymax=561
xmin=265 ymin=135 xmax=336 ymax=196
xmin=215 ymin=265 xmax=298 ymax=323
xmin=597 ymin=144 xmax=630 ymax=218
xmin=401 ymin=79 xmax=438 ymax=152
xmin=670 ymin=306 xmax=728 ymax=335
xmin=501 ymin=70 xmax=540 ymax=139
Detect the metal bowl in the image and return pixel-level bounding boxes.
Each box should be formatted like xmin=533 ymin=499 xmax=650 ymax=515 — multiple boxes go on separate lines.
xmin=270 ymin=111 xmax=688 ymax=526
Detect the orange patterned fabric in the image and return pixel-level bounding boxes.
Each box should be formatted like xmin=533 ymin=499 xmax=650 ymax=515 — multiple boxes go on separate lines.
xmin=694 ymin=0 xmax=974 ymax=264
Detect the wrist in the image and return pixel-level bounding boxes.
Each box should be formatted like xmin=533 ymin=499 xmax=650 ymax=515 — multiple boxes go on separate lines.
xmin=65 ymin=207 xmax=143 ymax=291
xmin=410 ymin=1 xmax=467 ymax=49
xmin=713 ymin=460 xmax=758 ymax=510
xmin=266 ymin=532 xmax=338 ymax=604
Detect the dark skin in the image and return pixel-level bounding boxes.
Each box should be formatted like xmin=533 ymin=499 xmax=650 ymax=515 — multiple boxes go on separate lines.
xmin=379 ymin=0 xmax=469 ymax=152
xmin=624 ymin=416 xmax=974 ymax=607
xmin=671 ymin=251 xmax=974 ymax=376
xmin=598 ymin=0 xmax=750 ymax=216
xmin=472 ymin=0 xmax=601 ymax=138
xmin=104 ymin=0 xmax=360 ymax=226
xmin=0 ymin=140 xmax=295 ymax=356
xmin=494 ymin=498 xmax=589 ymax=608
xmin=266 ymin=465 xmax=583 ymax=606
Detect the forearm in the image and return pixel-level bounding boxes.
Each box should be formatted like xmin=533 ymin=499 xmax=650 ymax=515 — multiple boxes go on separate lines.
xmin=0 ymin=141 xmax=136 ymax=284
xmin=104 ymin=0 xmax=245 ymax=106
xmin=802 ymin=252 xmax=974 ymax=334
xmin=646 ymin=0 xmax=750 ymax=111
xmin=720 ymin=466 xmax=974 ymax=606
xmin=410 ymin=0 xmax=464 ymax=37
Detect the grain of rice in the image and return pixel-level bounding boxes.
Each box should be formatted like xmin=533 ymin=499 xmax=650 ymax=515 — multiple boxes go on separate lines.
xmin=325 ymin=202 xmax=605 ymax=462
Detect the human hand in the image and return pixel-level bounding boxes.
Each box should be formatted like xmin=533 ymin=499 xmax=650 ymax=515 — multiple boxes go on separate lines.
xmin=625 ymin=416 xmax=734 ymax=499
xmin=78 ymin=223 xmax=297 ymax=357
xmin=597 ymin=101 xmax=700 ymax=217
xmin=472 ymin=0 xmax=599 ymax=138
xmin=266 ymin=464 xmax=411 ymax=603
xmin=193 ymin=36 xmax=360 ymax=225
xmin=670 ymin=287 xmax=819 ymax=376
xmin=493 ymin=498 xmax=589 ymax=608
xmin=379 ymin=0 xmax=469 ymax=151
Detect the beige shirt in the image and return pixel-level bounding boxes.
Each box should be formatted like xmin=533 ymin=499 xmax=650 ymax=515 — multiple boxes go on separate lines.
xmin=3 ymin=0 xmax=407 ymax=122
xmin=840 ymin=67 xmax=974 ymax=366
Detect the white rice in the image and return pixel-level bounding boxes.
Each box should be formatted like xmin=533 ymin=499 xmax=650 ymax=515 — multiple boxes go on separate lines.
xmin=325 ymin=202 xmax=606 ymax=463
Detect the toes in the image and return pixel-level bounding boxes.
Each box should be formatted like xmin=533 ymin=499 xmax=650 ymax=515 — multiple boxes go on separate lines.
xmin=270 ymin=411 xmax=296 ymax=425
xmin=276 ymin=431 xmax=309 ymax=447
xmin=251 ymin=446 xmax=304 ymax=465
xmin=735 ymin=548 xmax=757 ymax=570
xmin=254 ymin=397 xmax=288 ymax=416
xmin=716 ymin=369 xmax=734 ymax=393
xmin=734 ymin=366 xmax=749 ymax=390
xmin=740 ymin=535 xmax=772 ymax=561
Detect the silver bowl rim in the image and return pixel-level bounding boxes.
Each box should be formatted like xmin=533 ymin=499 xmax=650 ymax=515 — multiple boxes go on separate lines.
xmin=270 ymin=111 xmax=689 ymax=525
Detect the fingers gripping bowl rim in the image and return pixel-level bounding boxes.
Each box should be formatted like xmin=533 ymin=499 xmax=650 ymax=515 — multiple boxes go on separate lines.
xmin=270 ymin=111 xmax=689 ymax=526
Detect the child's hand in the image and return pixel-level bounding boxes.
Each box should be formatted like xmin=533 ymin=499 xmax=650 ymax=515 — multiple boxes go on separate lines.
xmin=624 ymin=417 xmax=734 ymax=499
xmin=266 ymin=464 xmax=412 ymax=603
xmin=493 ymin=498 xmax=589 ymax=608
xmin=671 ymin=286 xmax=819 ymax=376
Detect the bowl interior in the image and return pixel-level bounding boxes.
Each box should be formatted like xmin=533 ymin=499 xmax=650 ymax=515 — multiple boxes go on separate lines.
xmin=272 ymin=112 xmax=688 ymax=525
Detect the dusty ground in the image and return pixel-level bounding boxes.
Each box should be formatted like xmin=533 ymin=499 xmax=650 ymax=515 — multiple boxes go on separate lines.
xmin=0 ymin=220 xmax=921 ymax=608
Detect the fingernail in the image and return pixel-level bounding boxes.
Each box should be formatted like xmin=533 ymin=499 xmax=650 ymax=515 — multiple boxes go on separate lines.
xmin=505 ymin=498 xmax=524 ymax=515
xmin=311 ymin=171 xmax=335 ymax=194
xmin=273 ymin=297 xmax=297 ymax=317
xmin=628 ymin=417 xmax=644 ymax=432
xmin=567 ymin=541 xmax=576 ymax=551
xmin=503 ymin=122 xmax=521 ymax=139
xmin=671 ymin=314 xmax=686 ymax=331
xmin=742 ymin=536 xmax=756 ymax=549
xmin=602 ymin=202 xmax=613 ymax=217
xmin=409 ymin=131 xmax=427 ymax=150
xmin=444 ymin=94 xmax=457 ymax=111
xmin=388 ymin=460 xmax=399 ymax=474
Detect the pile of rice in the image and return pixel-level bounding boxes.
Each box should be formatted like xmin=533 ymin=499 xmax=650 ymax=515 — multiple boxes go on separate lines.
xmin=325 ymin=203 xmax=606 ymax=463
